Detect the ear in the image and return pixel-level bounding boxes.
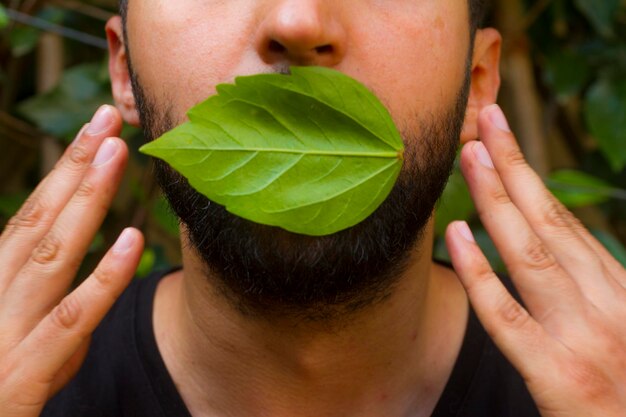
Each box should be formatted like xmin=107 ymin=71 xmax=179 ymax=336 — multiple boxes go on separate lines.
xmin=106 ymin=16 xmax=140 ymax=127
xmin=460 ymin=28 xmax=501 ymax=144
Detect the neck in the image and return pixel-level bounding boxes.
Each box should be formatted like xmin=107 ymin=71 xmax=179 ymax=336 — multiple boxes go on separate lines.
xmin=153 ymin=222 xmax=468 ymax=417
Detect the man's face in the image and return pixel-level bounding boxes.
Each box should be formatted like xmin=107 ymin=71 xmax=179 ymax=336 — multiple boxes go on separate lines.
xmin=125 ymin=1 xmax=471 ymax=135
xmin=117 ymin=1 xmax=485 ymax=319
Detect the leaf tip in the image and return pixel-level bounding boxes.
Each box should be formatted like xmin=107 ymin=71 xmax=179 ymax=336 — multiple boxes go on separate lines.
xmin=138 ymin=142 xmax=154 ymax=156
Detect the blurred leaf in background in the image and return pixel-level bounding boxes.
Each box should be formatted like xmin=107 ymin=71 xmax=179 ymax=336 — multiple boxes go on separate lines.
xmin=0 ymin=191 xmax=29 ymax=218
xmin=435 ymin=159 xmax=474 ymax=237
xmin=9 ymin=25 xmax=40 ymax=56
xmin=152 ymin=195 xmax=181 ymax=239
xmin=585 ymin=77 xmax=626 ymax=172
xmin=573 ymin=0 xmax=621 ymax=38
xmin=547 ymin=169 xmax=623 ymax=207
xmin=18 ymin=62 xmax=112 ymax=141
xmin=0 ymin=5 xmax=8 ymax=29
xmin=593 ymin=229 xmax=626 ymax=266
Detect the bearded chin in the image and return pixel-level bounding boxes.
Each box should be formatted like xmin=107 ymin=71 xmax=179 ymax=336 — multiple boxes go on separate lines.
xmin=130 ymin=65 xmax=469 ymax=321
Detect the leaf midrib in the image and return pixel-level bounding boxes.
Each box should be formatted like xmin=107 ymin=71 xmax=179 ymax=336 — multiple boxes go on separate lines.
xmin=173 ymin=146 xmax=402 ymax=159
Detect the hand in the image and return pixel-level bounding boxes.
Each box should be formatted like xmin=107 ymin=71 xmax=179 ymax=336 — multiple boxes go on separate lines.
xmin=0 ymin=106 xmax=144 ymax=417
xmin=446 ymin=105 xmax=626 ymax=417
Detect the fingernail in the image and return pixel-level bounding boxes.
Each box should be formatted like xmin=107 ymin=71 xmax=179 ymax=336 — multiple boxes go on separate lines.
xmin=455 ymin=221 xmax=475 ymax=243
xmin=472 ymin=141 xmax=494 ymax=169
xmin=113 ymin=228 xmax=135 ymax=253
xmin=86 ymin=105 xmax=114 ymax=135
xmin=488 ymin=104 xmax=511 ymax=132
xmin=92 ymin=138 xmax=118 ymax=166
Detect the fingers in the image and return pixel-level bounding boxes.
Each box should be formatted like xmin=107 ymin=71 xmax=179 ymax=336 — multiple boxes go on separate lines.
xmin=0 ymin=106 xmax=123 ymax=292
xmin=445 ymin=221 xmax=559 ymax=381
xmin=3 ymin=136 xmax=130 ymax=333
xmin=459 ymin=140 xmax=586 ymax=324
xmin=16 ymin=228 xmax=143 ymax=387
xmin=476 ymin=105 xmax=624 ymax=294
xmin=450 ymin=105 xmax=626 ymax=417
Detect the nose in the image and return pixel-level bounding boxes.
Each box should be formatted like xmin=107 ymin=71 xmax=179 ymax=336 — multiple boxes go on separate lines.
xmin=257 ymin=0 xmax=346 ymax=67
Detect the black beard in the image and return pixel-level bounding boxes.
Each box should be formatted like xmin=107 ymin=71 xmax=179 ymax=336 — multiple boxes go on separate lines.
xmin=129 ymin=63 xmax=469 ymax=321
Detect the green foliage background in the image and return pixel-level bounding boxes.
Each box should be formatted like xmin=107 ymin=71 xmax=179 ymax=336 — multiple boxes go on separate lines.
xmin=0 ymin=0 xmax=624 ymax=278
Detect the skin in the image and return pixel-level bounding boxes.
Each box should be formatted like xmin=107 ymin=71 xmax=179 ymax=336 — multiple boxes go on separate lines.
xmin=0 ymin=1 xmax=624 ymax=416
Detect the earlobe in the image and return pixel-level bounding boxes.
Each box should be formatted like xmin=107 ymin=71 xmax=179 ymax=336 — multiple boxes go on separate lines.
xmin=460 ymin=28 xmax=502 ymax=144
xmin=106 ymin=16 xmax=140 ymax=127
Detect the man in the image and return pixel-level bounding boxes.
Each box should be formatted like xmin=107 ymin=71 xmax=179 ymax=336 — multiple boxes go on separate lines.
xmin=0 ymin=0 xmax=624 ymax=416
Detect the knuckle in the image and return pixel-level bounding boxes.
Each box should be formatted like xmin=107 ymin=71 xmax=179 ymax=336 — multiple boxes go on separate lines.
xmin=31 ymin=234 xmax=62 ymax=266
xmin=471 ymin=262 xmax=496 ymax=285
xmin=7 ymin=198 xmax=48 ymax=230
xmin=520 ymin=239 xmax=558 ymax=272
xmin=461 ymin=264 xmax=497 ymax=297
xmin=92 ymin=265 xmax=113 ymax=288
xmin=540 ymin=199 xmax=570 ymax=229
xmin=561 ymin=209 xmax=587 ymax=234
xmin=504 ymin=148 xmax=527 ymax=168
xmin=496 ymin=296 xmax=531 ymax=330
xmin=65 ymin=143 xmax=91 ymax=169
xmin=490 ymin=187 xmax=512 ymax=205
xmin=75 ymin=180 xmax=96 ymax=199
xmin=50 ymin=295 xmax=81 ymax=330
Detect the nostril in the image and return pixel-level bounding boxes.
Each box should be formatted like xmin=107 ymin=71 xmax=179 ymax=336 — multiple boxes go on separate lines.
xmin=315 ymin=44 xmax=333 ymax=54
xmin=268 ymin=40 xmax=287 ymax=53
xmin=266 ymin=40 xmax=334 ymax=58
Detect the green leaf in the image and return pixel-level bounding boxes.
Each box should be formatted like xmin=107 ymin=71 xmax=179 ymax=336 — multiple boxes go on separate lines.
xmin=546 ymin=169 xmax=621 ymax=207
xmin=0 ymin=5 xmax=9 ymax=29
xmin=573 ymin=0 xmax=620 ymax=37
xmin=584 ymin=77 xmax=626 ymax=172
xmin=141 ymin=67 xmax=404 ymax=236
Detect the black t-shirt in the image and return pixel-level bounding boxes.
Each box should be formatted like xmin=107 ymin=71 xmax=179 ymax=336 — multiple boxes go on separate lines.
xmin=42 ymin=269 xmax=541 ymax=417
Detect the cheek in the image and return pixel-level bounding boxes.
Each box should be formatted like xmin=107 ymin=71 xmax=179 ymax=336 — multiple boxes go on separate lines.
xmin=127 ymin=0 xmax=255 ymax=120
xmin=346 ymin=5 xmax=469 ymax=128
